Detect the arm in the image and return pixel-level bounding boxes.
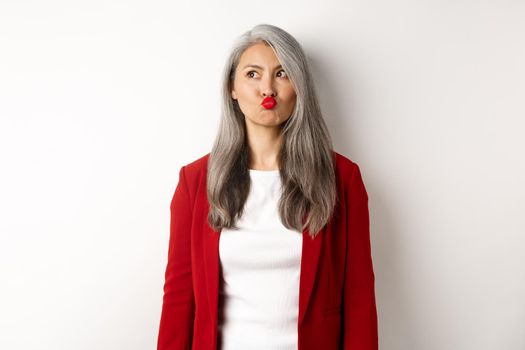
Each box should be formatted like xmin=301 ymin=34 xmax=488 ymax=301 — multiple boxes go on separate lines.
xmin=343 ymin=162 xmax=378 ymax=349
xmin=157 ymin=166 xmax=195 ymax=350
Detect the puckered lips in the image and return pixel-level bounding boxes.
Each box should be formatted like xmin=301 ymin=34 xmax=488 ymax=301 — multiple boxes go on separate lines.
xmin=261 ymin=96 xmax=277 ymax=109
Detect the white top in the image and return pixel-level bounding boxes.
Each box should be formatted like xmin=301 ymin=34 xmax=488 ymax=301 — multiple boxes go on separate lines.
xmin=217 ymin=169 xmax=303 ymax=350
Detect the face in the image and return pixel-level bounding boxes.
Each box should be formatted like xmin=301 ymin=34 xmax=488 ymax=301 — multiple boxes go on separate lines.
xmin=231 ymin=42 xmax=297 ymax=129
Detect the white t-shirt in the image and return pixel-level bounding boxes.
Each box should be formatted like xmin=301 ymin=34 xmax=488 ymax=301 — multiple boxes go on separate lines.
xmin=217 ymin=168 xmax=303 ymax=350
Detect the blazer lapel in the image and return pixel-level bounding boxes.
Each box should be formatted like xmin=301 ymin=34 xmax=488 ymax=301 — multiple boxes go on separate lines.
xmin=298 ymin=227 xmax=323 ymax=325
xmin=202 ymin=217 xmax=220 ymax=329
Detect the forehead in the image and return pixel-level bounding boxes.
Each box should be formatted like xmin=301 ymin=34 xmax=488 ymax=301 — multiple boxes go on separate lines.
xmin=238 ymin=42 xmax=280 ymax=67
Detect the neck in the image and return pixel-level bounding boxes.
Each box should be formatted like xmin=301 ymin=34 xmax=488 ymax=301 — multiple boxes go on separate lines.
xmin=246 ymin=125 xmax=282 ymax=170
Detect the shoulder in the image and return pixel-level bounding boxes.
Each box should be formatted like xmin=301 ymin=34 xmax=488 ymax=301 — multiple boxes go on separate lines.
xmin=181 ymin=151 xmax=360 ymax=178
xmin=333 ymin=150 xmax=359 ymax=178
xmin=182 ymin=152 xmax=210 ymax=172
xmin=178 ymin=150 xmax=363 ymax=187
xmin=178 ymin=152 xmax=210 ymax=184
xmin=332 ymin=150 xmax=368 ymax=198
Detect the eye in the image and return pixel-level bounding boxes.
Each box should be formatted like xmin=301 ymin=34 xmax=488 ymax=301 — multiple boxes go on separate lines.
xmin=246 ymin=70 xmax=287 ymax=78
xmin=277 ymin=69 xmax=288 ymax=78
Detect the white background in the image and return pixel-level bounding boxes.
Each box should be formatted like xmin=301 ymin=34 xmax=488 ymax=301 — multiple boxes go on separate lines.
xmin=1 ymin=1 xmax=524 ymax=349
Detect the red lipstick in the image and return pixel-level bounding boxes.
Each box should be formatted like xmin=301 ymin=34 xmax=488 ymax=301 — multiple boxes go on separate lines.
xmin=261 ymin=96 xmax=277 ymax=109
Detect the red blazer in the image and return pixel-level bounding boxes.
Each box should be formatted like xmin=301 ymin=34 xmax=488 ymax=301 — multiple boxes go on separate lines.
xmin=157 ymin=151 xmax=378 ymax=350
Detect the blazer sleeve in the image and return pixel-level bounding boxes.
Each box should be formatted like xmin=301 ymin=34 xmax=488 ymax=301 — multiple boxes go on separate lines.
xmin=157 ymin=166 xmax=195 ymax=350
xmin=343 ymin=162 xmax=379 ymax=350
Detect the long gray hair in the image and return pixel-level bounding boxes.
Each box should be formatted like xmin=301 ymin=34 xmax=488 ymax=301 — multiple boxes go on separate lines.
xmin=207 ymin=24 xmax=337 ymax=239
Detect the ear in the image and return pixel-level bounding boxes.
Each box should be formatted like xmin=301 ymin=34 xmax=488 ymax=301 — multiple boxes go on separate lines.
xmin=229 ymin=80 xmax=237 ymax=100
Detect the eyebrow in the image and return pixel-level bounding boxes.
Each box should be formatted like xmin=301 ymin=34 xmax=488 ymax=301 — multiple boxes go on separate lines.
xmin=242 ymin=64 xmax=283 ymax=70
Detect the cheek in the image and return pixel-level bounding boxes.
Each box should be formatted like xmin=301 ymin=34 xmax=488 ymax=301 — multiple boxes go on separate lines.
xmin=237 ymin=81 xmax=258 ymax=97
xmin=284 ymin=91 xmax=297 ymax=106
xmin=282 ymin=84 xmax=296 ymax=100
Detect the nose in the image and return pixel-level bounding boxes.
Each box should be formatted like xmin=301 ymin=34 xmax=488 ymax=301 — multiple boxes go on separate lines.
xmin=261 ymin=76 xmax=276 ymax=97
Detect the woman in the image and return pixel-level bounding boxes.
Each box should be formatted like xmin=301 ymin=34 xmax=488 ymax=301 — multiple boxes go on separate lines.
xmin=157 ymin=24 xmax=378 ymax=350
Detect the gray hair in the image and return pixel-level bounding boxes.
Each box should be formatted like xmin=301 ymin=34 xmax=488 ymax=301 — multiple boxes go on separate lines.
xmin=207 ymin=23 xmax=337 ymax=239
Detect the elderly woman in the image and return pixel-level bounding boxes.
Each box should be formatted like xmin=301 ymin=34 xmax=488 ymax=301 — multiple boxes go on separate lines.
xmin=157 ymin=24 xmax=378 ymax=350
